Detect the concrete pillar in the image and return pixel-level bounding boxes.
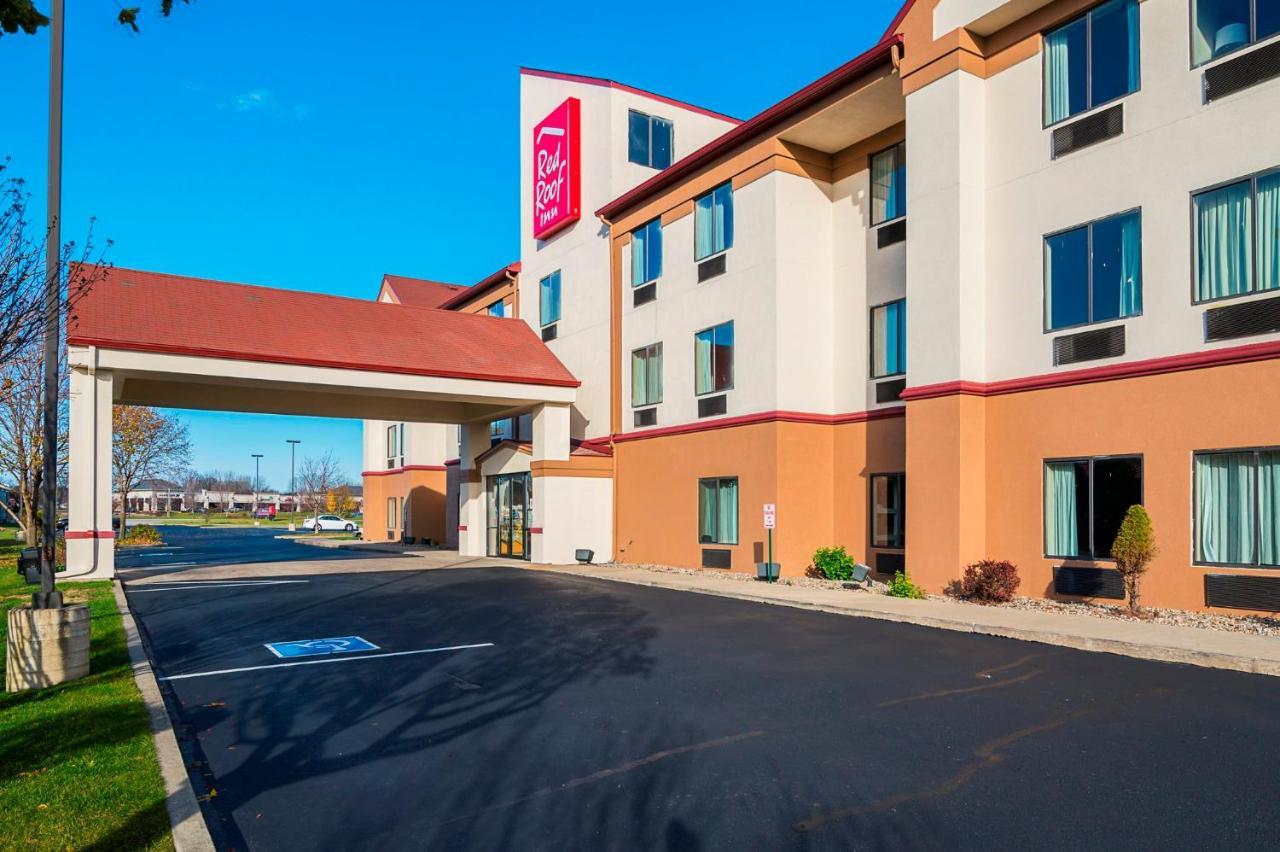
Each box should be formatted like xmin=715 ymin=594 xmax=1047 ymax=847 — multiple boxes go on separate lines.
xmin=531 ymin=403 xmax=570 ymax=462
xmin=457 ymin=420 xmax=491 ymax=557
xmin=66 ymin=364 xmax=115 ymax=580
xmin=530 ymin=404 xmax=578 ymax=564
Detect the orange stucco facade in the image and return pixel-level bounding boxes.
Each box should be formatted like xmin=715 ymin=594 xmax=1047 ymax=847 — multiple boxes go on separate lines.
xmin=362 ymin=467 xmax=449 ymax=545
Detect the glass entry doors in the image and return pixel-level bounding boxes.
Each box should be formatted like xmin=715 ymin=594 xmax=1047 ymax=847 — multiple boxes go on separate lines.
xmin=487 ymin=473 xmax=532 ymax=560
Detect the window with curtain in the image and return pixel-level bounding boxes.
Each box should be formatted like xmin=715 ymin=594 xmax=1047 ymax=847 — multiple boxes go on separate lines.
xmin=632 ymin=218 xmax=663 ymax=286
xmin=871 ymin=473 xmax=906 ymax=548
xmin=870 ymin=142 xmax=906 ymax=225
xmin=1045 ymin=209 xmax=1142 ymax=330
xmin=1044 ymin=456 xmax=1142 ymax=558
xmin=539 ymin=270 xmax=561 ymax=327
xmin=695 ymin=183 xmax=734 ymax=260
xmin=1194 ymin=169 xmax=1280 ymax=302
xmin=487 ymin=300 xmax=505 ymax=317
xmin=628 ymin=109 xmax=674 ymax=169
xmin=1195 ymin=449 xmax=1280 ymax=566
xmin=631 ymin=343 xmax=663 ymax=408
xmin=386 ymin=496 xmax=397 ymax=539
xmin=871 ymin=299 xmax=907 ymax=378
xmin=694 ymin=321 xmax=734 ymax=395
xmin=1044 ymin=0 xmax=1140 ymax=125
xmin=1192 ymin=0 xmax=1280 ymax=66
xmin=386 ymin=423 xmax=404 ymax=469
xmin=698 ymin=477 xmax=739 ymax=544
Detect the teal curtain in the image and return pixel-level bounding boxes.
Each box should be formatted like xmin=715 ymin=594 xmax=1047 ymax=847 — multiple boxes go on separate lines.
xmin=1196 ymin=181 xmax=1253 ymax=300
xmin=698 ymin=480 xmax=716 ymax=543
xmin=539 ymin=271 xmax=561 ymax=325
xmin=695 ymin=193 xmax=715 ymax=260
xmin=713 ymin=183 xmax=733 ymax=253
xmin=1045 ymin=462 xmax=1079 ymax=557
xmin=1044 ymin=25 xmax=1073 ymax=124
xmin=717 ymin=479 xmax=738 ymax=544
xmin=631 ymin=350 xmax=646 ymax=407
xmin=648 ymin=345 xmax=662 ymax=404
xmin=1257 ymin=172 xmax=1280 ymax=293
xmin=1126 ymin=0 xmax=1140 ymax=92
xmin=631 ymin=227 xmax=647 ymax=287
xmin=1119 ymin=211 xmax=1142 ymax=316
xmin=1260 ymin=452 xmax=1280 ymax=567
xmin=1195 ymin=453 xmax=1255 ymax=564
xmin=695 ymin=330 xmax=713 ymax=394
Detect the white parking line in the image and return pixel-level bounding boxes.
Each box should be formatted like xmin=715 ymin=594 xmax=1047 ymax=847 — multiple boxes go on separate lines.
xmin=158 ymin=643 xmax=495 ymax=681
xmin=127 ymin=563 xmax=198 ymax=571
xmin=128 ymin=580 xmax=311 ymax=593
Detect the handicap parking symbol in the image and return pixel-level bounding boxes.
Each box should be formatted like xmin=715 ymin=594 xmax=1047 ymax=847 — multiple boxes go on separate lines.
xmin=265 ymin=636 xmax=380 ymax=659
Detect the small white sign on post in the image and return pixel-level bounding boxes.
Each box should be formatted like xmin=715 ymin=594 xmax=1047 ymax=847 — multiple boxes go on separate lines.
xmin=763 ymin=503 xmax=776 ymax=529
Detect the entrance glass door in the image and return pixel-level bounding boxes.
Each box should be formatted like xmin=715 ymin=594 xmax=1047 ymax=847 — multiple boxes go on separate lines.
xmin=487 ymin=473 xmax=532 ymax=559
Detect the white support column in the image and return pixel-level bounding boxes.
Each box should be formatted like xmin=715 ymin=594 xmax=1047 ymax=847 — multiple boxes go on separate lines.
xmin=456 ymin=420 xmax=491 ymax=557
xmin=530 ymin=403 xmax=580 ymax=564
xmin=65 ymin=363 xmax=115 ymax=580
xmin=531 ymin=403 xmax=571 ymax=462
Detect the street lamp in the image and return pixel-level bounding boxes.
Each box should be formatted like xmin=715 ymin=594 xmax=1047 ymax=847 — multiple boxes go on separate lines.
xmin=286 ymin=439 xmax=300 ymax=527
xmin=251 ymin=454 xmax=263 ymax=515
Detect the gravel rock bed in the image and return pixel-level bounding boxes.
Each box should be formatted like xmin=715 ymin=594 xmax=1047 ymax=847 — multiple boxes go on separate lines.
xmin=612 ymin=562 xmax=889 ymax=593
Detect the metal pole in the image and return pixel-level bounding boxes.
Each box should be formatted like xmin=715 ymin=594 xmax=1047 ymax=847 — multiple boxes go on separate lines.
xmin=251 ymin=453 xmax=263 ymax=513
xmin=768 ymin=528 xmax=774 ymax=584
xmin=287 ymin=439 xmax=299 ymax=527
xmin=37 ymin=0 xmax=65 ymax=609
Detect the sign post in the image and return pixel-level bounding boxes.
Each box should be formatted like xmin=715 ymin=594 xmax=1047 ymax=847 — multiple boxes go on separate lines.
xmin=763 ymin=503 xmax=776 ymax=583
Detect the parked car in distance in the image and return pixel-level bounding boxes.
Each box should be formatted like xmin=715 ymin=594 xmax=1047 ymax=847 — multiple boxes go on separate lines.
xmin=253 ymin=506 xmax=276 ymax=519
xmin=301 ymin=514 xmax=356 ymax=532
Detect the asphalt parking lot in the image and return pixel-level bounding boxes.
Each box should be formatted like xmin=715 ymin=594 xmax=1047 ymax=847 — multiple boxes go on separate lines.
xmin=121 ymin=539 xmax=1280 ymax=852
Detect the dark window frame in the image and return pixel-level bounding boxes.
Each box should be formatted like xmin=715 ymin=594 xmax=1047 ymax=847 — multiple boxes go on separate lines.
xmin=1043 ymin=207 xmax=1144 ymax=333
xmin=869 ymin=141 xmax=907 ymax=227
xmin=1189 ymin=0 xmax=1280 ymax=68
xmin=539 ymin=269 xmax=562 ymax=328
xmin=630 ymin=342 xmax=663 ymax=408
xmin=628 ymin=109 xmax=674 ymax=169
xmin=1190 ymin=166 xmax=1280 ymax=306
xmin=697 ymin=476 xmax=739 ymax=545
xmin=693 ymin=320 xmax=735 ymax=397
xmin=631 ymin=218 xmax=663 ymax=287
xmin=869 ymin=472 xmax=906 ymax=550
xmin=1191 ymin=445 xmax=1280 ymax=569
xmin=869 ymin=297 xmax=907 ymax=379
xmin=1042 ymin=453 xmax=1144 ymax=560
xmin=1041 ymin=0 xmax=1143 ymax=129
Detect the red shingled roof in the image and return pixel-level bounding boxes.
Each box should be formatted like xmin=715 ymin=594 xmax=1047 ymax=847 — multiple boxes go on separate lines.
xmin=68 ymin=267 xmax=579 ymax=388
xmin=438 ymin=262 xmax=521 ymax=311
xmin=380 ymin=274 xmax=468 ymax=309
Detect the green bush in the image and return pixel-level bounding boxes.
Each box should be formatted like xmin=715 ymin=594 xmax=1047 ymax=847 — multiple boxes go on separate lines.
xmin=120 ymin=524 xmax=164 ymax=546
xmin=811 ymin=545 xmax=855 ymax=581
xmin=1111 ymin=504 xmax=1157 ymax=615
xmin=887 ymin=570 xmax=926 ymax=599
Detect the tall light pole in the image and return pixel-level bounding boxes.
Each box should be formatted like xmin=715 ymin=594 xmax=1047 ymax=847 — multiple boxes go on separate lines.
xmin=37 ymin=0 xmax=65 ymax=609
xmin=251 ymin=454 xmax=263 ymax=514
xmin=286 ymin=439 xmax=300 ymax=527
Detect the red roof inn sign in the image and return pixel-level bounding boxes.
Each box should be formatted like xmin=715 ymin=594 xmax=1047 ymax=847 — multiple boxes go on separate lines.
xmin=532 ymin=97 xmax=581 ymax=240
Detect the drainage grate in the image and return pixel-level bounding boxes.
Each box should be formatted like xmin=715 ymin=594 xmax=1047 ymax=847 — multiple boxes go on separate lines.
xmin=633 ymin=407 xmax=657 ymax=427
xmin=1204 ymin=573 xmax=1280 ymax=610
xmin=702 ymin=548 xmax=732 ymax=569
xmin=697 ymin=394 xmax=727 ymax=418
xmin=541 ymin=324 xmax=558 ymax=342
xmin=1053 ymin=325 xmax=1125 ymax=366
xmin=633 ymin=282 xmax=657 ymax=307
xmin=1053 ymin=565 xmax=1125 ymax=599
xmin=697 ymin=254 xmax=727 ymax=282
xmin=877 ymin=219 xmax=906 ymax=248
xmin=875 ymin=377 xmax=906 ymax=403
xmin=1051 ymin=104 xmax=1123 ymax=159
xmin=1204 ymin=294 xmax=1280 ymax=341
xmin=1204 ymin=39 xmax=1280 ymax=102
xmin=875 ymin=552 xmax=904 ymax=575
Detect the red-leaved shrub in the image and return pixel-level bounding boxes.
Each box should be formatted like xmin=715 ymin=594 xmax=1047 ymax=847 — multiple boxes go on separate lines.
xmin=945 ymin=559 xmax=1020 ymax=604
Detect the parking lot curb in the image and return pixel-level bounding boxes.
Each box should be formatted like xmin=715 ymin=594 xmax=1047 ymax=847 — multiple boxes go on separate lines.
xmin=113 ymin=582 xmax=216 ymax=852
xmin=540 ymin=567 xmax=1280 ymax=678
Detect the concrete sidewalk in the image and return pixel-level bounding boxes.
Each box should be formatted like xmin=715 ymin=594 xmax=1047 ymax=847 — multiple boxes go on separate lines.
xmin=537 ymin=563 xmax=1280 ymax=677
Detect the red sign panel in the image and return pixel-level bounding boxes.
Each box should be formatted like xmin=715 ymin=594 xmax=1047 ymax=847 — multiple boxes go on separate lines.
xmin=532 ymin=97 xmax=581 ymax=240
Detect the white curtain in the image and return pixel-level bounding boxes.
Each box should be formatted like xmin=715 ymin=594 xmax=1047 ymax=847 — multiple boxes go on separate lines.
xmin=695 ymin=331 xmax=713 ymax=395
xmin=1045 ymin=462 xmax=1079 ymax=557
xmin=695 ymin=193 xmax=715 ymax=260
xmin=871 ymin=148 xmax=894 ymax=224
xmin=1196 ymin=181 xmax=1253 ymax=300
xmin=1195 ymin=453 xmax=1255 ymax=564
xmin=1257 ymin=172 xmax=1280 ymax=293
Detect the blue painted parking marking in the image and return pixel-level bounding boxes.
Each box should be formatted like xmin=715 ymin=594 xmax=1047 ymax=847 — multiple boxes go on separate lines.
xmin=265 ymin=636 xmax=380 ymax=659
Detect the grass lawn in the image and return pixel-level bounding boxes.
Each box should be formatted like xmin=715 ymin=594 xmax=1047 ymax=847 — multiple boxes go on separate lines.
xmin=0 ymin=528 xmax=175 ymax=851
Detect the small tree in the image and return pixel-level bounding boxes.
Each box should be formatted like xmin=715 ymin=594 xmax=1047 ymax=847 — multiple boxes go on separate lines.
xmin=113 ymin=405 xmax=191 ymax=533
xmin=297 ymin=451 xmax=344 ymax=531
xmin=329 ymin=484 xmax=357 ymax=517
xmin=1111 ymin=505 xmax=1158 ymax=615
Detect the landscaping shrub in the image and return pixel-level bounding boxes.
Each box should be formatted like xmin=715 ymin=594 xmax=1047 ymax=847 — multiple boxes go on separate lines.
xmin=811 ymin=545 xmax=855 ymax=581
xmin=887 ymin=570 xmax=925 ymax=599
xmin=946 ymin=559 xmax=1021 ymax=604
xmin=120 ymin=524 xmax=164 ymax=546
xmin=1112 ymin=504 xmax=1157 ymax=615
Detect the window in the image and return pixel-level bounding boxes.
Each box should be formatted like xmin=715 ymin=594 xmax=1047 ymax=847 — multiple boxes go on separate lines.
xmin=487 ymin=300 xmax=505 ymax=317
xmin=386 ymin=496 xmax=397 ymax=540
xmin=695 ymin=183 xmax=734 ymax=260
xmin=698 ymin=477 xmax=739 ymax=544
xmin=628 ymin=109 xmax=674 ymax=169
xmin=631 ymin=343 xmax=663 ymax=408
xmin=386 ymin=423 xmax=404 ymax=469
xmin=1043 ymin=0 xmax=1140 ymax=126
xmin=870 ymin=142 xmax=906 ymax=225
xmin=1192 ymin=0 xmax=1280 ymax=66
xmin=694 ymin=321 xmax=734 ymax=395
xmin=1044 ymin=456 xmax=1142 ymax=558
xmin=1194 ymin=448 xmax=1280 ymax=567
xmin=539 ymin=270 xmax=561 ymax=327
xmin=870 ymin=299 xmax=906 ymax=378
xmin=632 ymin=218 xmax=663 ymax=286
xmin=490 ymin=418 xmax=514 ymax=445
xmin=1193 ymin=169 xmax=1280 ymax=303
xmin=1045 ymin=209 xmax=1142 ymax=331
xmin=871 ymin=473 xmax=906 ymax=548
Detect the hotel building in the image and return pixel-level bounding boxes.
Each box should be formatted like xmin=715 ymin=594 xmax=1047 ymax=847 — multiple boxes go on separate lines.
xmin=363 ymin=0 xmax=1280 ymax=613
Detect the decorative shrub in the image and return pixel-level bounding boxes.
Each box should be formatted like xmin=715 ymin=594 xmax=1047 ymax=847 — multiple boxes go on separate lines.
xmin=121 ymin=524 xmax=165 ymax=546
xmin=1111 ymin=504 xmax=1157 ymax=615
xmin=887 ymin=570 xmax=925 ymax=599
xmin=811 ymin=545 xmax=855 ymax=581
xmin=946 ymin=559 xmax=1021 ymax=604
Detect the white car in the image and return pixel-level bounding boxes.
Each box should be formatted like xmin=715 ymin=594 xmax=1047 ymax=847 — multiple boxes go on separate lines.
xmin=302 ymin=514 xmax=357 ymax=532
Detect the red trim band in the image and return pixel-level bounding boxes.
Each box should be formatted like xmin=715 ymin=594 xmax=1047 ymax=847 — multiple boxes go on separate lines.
xmin=611 ymin=407 xmax=905 ymax=444
xmin=65 ymin=530 xmax=115 ymax=540
xmin=529 ymin=527 xmax=544 ymax=534
xmin=443 ymin=458 xmax=461 ymax=467
xmin=457 ymin=525 xmax=468 ymax=532
xmin=362 ymin=465 xmax=448 ymax=477
xmin=901 ymin=340 xmax=1280 ymax=401
xmin=519 ymin=67 xmax=742 ymax=124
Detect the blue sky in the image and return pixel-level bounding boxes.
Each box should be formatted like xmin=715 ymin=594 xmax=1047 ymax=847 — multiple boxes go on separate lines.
xmin=3 ymin=0 xmax=899 ymax=488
